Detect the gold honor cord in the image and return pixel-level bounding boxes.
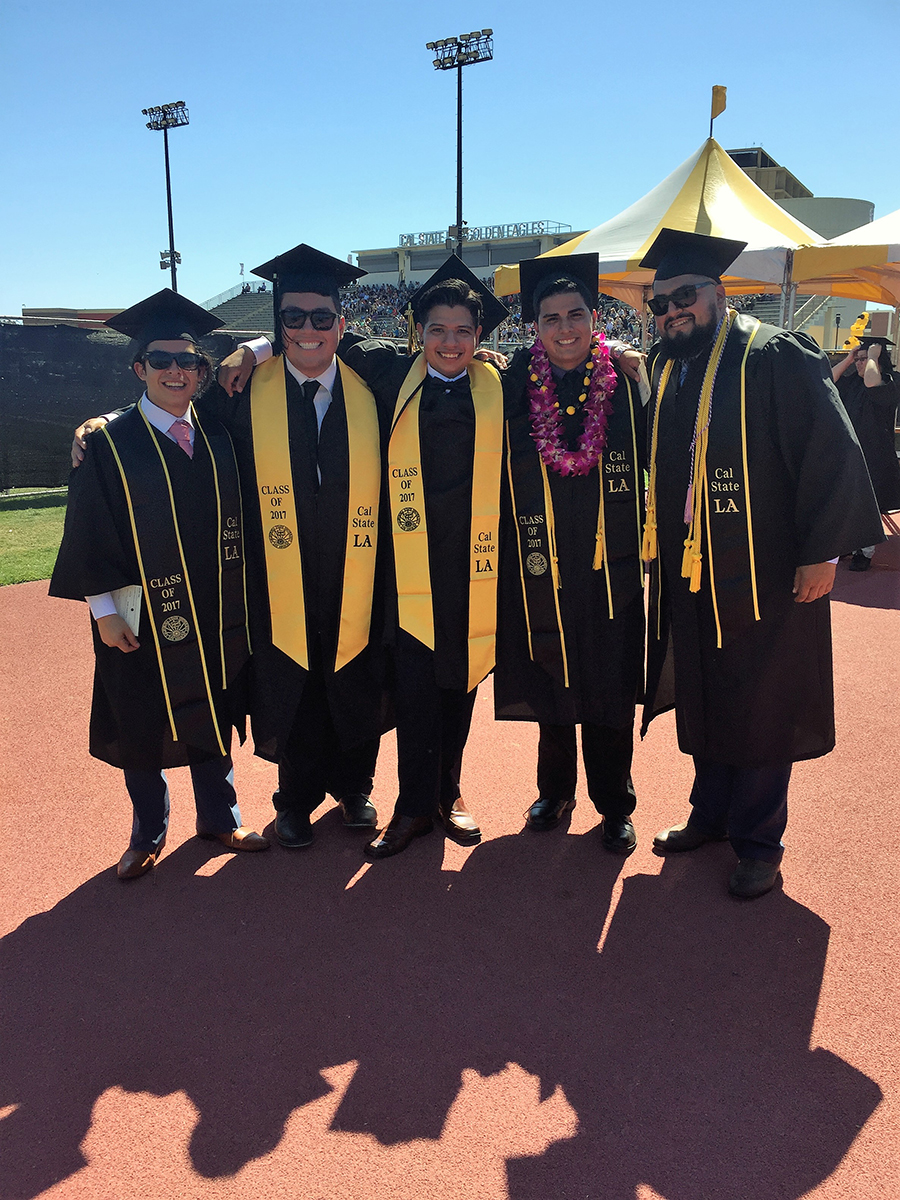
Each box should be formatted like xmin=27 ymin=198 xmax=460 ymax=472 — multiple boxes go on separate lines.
xmin=101 ymin=425 xmax=179 ymax=743
xmin=465 ymin=359 xmax=503 ymax=692
xmin=538 ymin=457 xmax=570 ymax=688
xmin=227 ymin=435 xmax=253 ymax=656
xmin=334 ymin=360 xmax=381 ymax=671
xmin=194 ymin=412 xmax=227 ymax=689
xmin=504 ymin=421 xmax=535 ymax=663
xmin=681 ymin=311 xmax=735 ymax=591
xmin=139 ymin=407 xmax=226 ymax=755
xmin=250 ymin=357 xmax=310 ymax=669
xmin=390 ymin=355 xmax=504 ymax=692
xmin=739 ymin=320 xmax=762 ymax=621
xmin=625 ymin=377 xmax=645 ymax=592
xmin=642 ymin=359 xmax=675 ymax=565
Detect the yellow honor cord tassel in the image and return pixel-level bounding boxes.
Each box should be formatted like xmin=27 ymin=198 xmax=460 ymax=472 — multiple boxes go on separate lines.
xmin=642 ymin=358 xmax=673 ymax=563
xmin=641 ymin=508 xmax=658 ymax=563
xmin=679 ymin=312 xmax=734 ymax=592
xmin=593 ymin=534 xmax=604 ymax=571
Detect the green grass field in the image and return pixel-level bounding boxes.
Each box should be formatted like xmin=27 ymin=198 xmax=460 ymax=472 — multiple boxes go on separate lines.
xmin=0 ymin=488 xmax=68 ymax=586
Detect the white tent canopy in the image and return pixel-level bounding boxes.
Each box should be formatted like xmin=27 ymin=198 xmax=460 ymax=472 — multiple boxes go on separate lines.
xmin=793 ymin=207 xmax=900 ymax=305
xmin=495 ymin=137 xmax=823 ymax=310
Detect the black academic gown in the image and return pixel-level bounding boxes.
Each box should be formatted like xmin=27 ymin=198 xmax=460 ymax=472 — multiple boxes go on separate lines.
xmin=198 ymin=362 xmax=390 ymax=762
xmin=642 ymin=316 xmax=884 ymax=767
xmin=495 ymin=348 xmax=646 ymax=727
xmin=836 ymin=369 xmax=900 ymax=513
xmin=338 ymin=338 xmax=475 ymax=689
xmin=49 ymin=408 xmax=248 ymax=771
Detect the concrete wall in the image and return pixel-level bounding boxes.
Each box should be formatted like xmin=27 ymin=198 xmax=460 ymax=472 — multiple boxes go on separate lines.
xmin=0 ymin=324 xmax=236 ymax=489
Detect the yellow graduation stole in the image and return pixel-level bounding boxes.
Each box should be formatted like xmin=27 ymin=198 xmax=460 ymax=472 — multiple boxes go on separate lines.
xmin=389 ymin=353 xmax=503 ymax=692
xmin=250 ymin=355 xmax=381 ymax=671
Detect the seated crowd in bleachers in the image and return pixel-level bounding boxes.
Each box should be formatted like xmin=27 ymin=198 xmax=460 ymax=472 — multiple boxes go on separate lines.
xmin=336 ymin=278 xmax=760 ymax=347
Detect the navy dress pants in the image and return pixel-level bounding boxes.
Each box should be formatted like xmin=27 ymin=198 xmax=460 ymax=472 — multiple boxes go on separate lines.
xmin=123 ymin=754 xmax=241 ymax=853
xmin=686 ymin=758 xmax=792 ymax=864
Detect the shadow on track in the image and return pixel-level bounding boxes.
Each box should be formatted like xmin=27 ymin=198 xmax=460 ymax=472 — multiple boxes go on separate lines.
xmin=0 ymin=818 xmax=881 ymax=1199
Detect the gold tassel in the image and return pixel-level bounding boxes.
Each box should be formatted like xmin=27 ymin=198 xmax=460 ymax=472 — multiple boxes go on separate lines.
xmin=642 ymin=359 xmax=673 ymax=564
xmin=642 ymin=510 xmax=657 ymax=563
xmin=593 ymin=471 xmax=606 ymax=571
xmin=406 ymin=306 xmax=419 ymax=357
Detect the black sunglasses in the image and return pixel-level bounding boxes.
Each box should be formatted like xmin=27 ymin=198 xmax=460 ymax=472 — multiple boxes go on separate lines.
xmin=647 ymin=281 xmax=716 ymax=317
xmin=142 ymin=350 xmax=203 ymax=371
xmin=280 ymin=306 xmax=339 ymax=331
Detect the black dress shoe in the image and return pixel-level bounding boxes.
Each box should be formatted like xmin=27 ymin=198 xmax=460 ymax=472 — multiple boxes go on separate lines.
xmin=364 ymin=814 xmax=433 ymax=860
xmin=600 ymin=815 xmax=637 ymax=855
xmin=338 ymin=794 xmax=378 ymax=828
xmin=653 ymin=820 xmax=728 ymax=853
xmin=439 ymin=798 xmax=481 ymax=845
xmin=274 ymin=810 xmax=314 ymax=849
xmin=525 ymin=797 xmax=575 ymax=831
xmin=849 ymin=550 xmax=872 ymax=572
xmin=728 ymin=857 xmax=781 ymax=899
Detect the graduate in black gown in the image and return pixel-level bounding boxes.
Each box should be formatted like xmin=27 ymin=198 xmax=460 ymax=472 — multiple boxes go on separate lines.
xmin=832 ymin=334 xmax=899 ymax=570
xmin=74 ymin=248 xmax=392 ymax=851
xmin=640 ymin=230 xmax=884 ymax=898
xmin=333 ymin=258 xmax=510 ymax=858
xmin=494 ymin=253 xmax=646 ymax=854
xmin=202 ymin=244 xmax=391 ymax=849
xmin=51 ymin=291 xmax=268 ymax=879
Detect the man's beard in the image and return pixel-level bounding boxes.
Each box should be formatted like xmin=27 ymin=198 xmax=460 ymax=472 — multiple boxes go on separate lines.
xmin=658 ymin=316 xmax=718 ymax=361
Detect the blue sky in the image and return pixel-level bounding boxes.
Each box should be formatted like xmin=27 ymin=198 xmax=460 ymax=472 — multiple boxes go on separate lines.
xmin=1 ymin=0 xmax=897 ymax=315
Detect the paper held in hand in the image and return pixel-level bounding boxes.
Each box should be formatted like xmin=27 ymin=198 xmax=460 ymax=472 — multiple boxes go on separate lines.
xmin=111 ymin=585 xmax=141 ymax=636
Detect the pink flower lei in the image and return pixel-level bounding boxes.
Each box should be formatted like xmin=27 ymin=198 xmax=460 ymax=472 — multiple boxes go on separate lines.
xmin=526 ymin=332 xmax=618 ymax=476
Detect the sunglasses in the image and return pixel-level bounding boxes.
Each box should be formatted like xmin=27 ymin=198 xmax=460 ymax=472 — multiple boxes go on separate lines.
xmin=280 ymin=306 xmax=339 ymax=331
xmin=647 ymin=281 xmax=716 ymax=317
xmin=142 ymin=350 xmax=203 ymax=371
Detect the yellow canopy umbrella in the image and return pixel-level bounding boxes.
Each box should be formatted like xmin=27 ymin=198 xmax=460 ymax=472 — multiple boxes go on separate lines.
xmin=494 ymin=137 xmax=822 ymax=310
xmin=792 ymin=208 xmax=900 ymax=305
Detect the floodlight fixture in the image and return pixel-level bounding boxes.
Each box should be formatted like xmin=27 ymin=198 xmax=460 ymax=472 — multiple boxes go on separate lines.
xmin=424 ymin=30 xmax=494 ymax=253
xmin=142 ymin=100 xmax=190 ymax=291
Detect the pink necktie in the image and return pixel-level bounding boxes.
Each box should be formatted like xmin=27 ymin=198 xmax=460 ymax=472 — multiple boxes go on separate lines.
xmin=169 ymin=418 xmax=193 ymax=459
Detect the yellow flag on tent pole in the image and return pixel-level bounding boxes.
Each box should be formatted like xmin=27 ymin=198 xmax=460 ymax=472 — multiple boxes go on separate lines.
xmin=709 ymin=85 xmax=726 ymax=137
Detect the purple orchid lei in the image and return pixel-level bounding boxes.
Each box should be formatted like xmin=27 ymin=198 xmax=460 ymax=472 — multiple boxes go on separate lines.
xmin=526 ymin=332 xmax=618 ymax=476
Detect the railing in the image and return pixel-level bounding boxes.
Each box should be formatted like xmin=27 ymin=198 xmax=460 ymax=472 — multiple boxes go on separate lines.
xmin=202 ymin=282 xmax=271 ymax=310
xmin=791 ymin=294 xmax=829 ymax=331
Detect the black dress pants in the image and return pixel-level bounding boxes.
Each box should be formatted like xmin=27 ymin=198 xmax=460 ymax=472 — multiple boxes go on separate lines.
xmin=537 ymin=722 xmax=637 ymax=818
xmin=686 ymin=759 xmax=791 ymax=864
xmin=393 ymin=633 xmax=478 ymax=819
xmin=274 ymin=660 xmax=379 ymax=816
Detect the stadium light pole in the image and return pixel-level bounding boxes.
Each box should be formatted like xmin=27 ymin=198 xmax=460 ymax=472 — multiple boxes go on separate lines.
xmin=425 ymin=31 xmax=493 ymax=255
xmin=141 ymin=101 xmax=189 ymax=292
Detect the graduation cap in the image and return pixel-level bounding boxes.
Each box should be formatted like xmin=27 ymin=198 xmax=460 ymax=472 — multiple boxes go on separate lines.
xmin=518 ymin=252 xmax=599 ymax=323
xmin=857 ymin=334 xmax=895 ymax=350
xmin=409 ymin=253 xmax=509 ymax=342
xmin=639 ymin=228 xmax=747 ymax=282
xmin=252 ymin=242 xmax=366 ymax=295
xmin=105 ymin=288 xmax=224 ymax=348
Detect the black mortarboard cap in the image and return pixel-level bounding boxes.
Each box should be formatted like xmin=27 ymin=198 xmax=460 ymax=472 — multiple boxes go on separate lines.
xmin=639 ymin=228 xmax=747 ymax=282
xmin=518 ymin=252 xmax=599 ymax=323
xmin=105 ymin=288 xmax=224 ymax=346
xmin=409 ymin=253 xmax=509 ymax=341
xmin=857 ymin=334 xmax=895 ymax=349
xmin=252 ymin=242 xmax=366 ymax=294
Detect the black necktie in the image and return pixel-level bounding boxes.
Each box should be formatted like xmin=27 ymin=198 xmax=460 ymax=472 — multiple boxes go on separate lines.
xmin=300 ymin=379 xmax=320 ymax=491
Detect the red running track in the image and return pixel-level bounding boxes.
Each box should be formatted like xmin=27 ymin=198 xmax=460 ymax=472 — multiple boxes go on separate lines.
xmin=0 ymin=535 xmax=897 ymax=1200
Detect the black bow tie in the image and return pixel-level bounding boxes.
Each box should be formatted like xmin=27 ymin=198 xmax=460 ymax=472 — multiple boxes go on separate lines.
xmin=429 ymin=374 xmax=469 ymax=396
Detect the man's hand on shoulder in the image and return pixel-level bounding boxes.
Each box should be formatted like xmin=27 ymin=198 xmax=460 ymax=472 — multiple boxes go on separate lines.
xmin=72 ymin=417 xmax=109 ymax=468
xmin=793 ymin=561 xmax=836 ymax=603
xmin=616 ymin=349 xmax=645 ymax=383
xmin=217 ymin=345 xmax=257 ymax=396
xmin=474 ymin=349 xmax=508 ymax=370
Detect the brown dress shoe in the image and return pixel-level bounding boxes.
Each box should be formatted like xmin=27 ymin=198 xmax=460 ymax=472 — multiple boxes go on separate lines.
xmin=653 ymin=820 xmax=728 ymax=853
xmin=439 ymin=798 xmax=481 ymax=845
xmin=117 ymin=847 xmax=159 ymax=880
xmin=364 ymin=814 xmax=433 ymax=860
xmin=197 ymin=826 xmax=270 ymax=851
